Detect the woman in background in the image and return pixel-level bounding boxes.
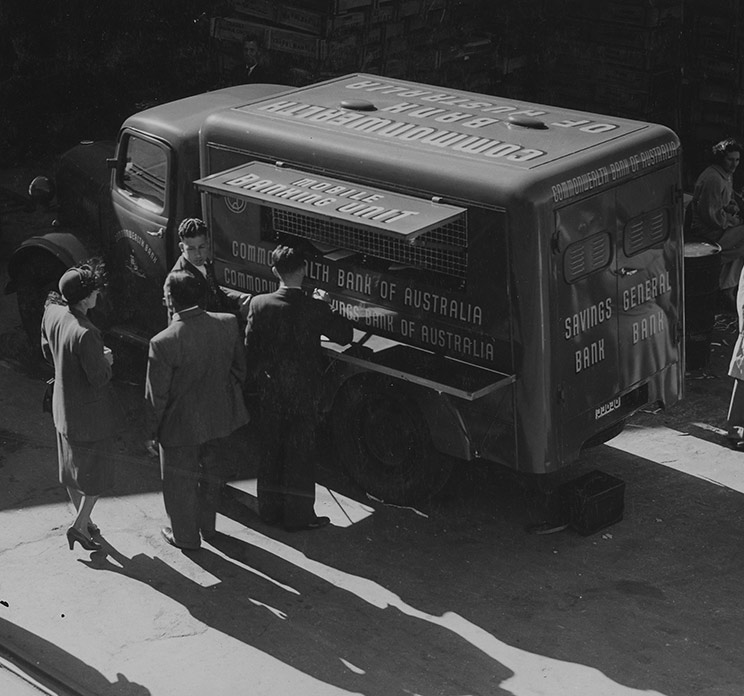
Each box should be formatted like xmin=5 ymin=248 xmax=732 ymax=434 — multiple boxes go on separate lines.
xmin=688 ymin=138 xmax=744 ymax=308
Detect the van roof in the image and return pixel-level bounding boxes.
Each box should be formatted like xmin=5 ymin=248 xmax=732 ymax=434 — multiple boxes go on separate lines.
xmin=230 ymin=74 xmax=653 ymax=171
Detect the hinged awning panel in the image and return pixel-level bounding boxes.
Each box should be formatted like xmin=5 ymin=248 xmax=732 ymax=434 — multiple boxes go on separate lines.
xmin=322 ymin=330 xmax=515 ymax=401
xmin=195 ymin=162 xmax=466 ymax=239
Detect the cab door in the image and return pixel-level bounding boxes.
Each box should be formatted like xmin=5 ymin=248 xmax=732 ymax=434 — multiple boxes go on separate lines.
xmin=615 ymin=165 xmax=680 ymax=388
xmin=109 ymin=129 xmax=173 ymax=334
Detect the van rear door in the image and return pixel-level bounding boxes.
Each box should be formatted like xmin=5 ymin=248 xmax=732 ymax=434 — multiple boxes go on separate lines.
xmin=555 ymin=190 xmax=619 ymax=423
xmin=615 ymin=165 xmax=680 ymax=390
xmin=555 ymin=165 xmax=681 ymax=451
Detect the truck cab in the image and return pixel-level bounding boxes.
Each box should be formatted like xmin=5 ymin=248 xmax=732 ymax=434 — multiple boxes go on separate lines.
xmin=8 ymin=84 xmax=288 ymax=342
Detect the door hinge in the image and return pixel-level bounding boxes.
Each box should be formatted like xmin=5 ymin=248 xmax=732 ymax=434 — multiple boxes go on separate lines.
xmin=557 ymin=385 xmax=566 ymax=404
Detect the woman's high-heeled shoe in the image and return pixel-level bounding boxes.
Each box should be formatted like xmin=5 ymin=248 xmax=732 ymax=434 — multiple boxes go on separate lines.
xmin=66 ymin=527 xmax=102 ymax=551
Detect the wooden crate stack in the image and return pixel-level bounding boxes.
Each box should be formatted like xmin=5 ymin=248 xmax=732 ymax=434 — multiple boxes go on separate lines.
xmin=681 ymin=0 xmax=743 ymax=187
xmin=210 ymin=0 xmax=546 ymax=98
xmin=539 ymin=0 xmax=683 ymax=130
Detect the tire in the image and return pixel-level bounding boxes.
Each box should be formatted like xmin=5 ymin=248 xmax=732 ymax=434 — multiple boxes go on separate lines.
xmin=332 ymin=376 xmax=454 ymax=505
xmin=16 ymin=255 xmax=67 ymax=353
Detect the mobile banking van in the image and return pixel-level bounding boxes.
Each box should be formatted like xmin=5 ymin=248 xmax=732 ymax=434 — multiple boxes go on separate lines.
xmin=8 ymin=74 xmax=684 ymax=502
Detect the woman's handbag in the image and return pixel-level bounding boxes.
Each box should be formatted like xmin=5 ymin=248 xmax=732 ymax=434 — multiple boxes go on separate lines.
xmin=42 ymin=378 xmax=54 ymax=414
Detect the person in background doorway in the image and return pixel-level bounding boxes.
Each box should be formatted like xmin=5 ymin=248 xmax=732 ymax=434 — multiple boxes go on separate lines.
xmin=226 ymin=34 xmax=271 ymax=85
xmin=145 ymin=271 xmax=249 ymax=549
xmin=244 ymin=245 xmax=353 ymax=531
xmin=688 ymin=138 xmax=744 ymax=309
xmin=41 ymin=265 xmax=123 ymax=552
xmin=170 ymin=217 xmax=251 ymax=321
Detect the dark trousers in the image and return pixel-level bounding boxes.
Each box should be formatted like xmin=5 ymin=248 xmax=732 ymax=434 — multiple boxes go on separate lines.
xmin=160 ymin=438 xmax=226 ymax=546
xmin=257 ymin=409 xmax=317 ymax=528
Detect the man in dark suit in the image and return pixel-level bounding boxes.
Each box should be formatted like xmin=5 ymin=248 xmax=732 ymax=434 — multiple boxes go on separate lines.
xmin=145 ymin=271 xmax=250 ymax=549
xmin=222 ymin=34 xmax=275 ymax=86
xmin=244 ymin=245 xmax=353 ymax=531
xmin=170 ymin=218 xmax=250 ymax=320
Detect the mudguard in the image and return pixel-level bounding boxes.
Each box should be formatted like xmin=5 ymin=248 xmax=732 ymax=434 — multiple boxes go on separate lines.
xmin=5 ymin=232 xmax=90 ymax=293
xmin=330 ymin=370 xmax=473 ymax=461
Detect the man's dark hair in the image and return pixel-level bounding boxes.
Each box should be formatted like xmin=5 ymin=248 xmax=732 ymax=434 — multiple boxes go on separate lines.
xmin=244 ymin=32 xmax=262 ymax=48
xmin=712 ymin=138 xmax=743 ymax=163
xmin=165 ymin=270 xmax=203 ymax=310
xmin=270 ymin=245 xmax=305 ymax=276
xmin=178 ymin=218 xmax=209 ymax=241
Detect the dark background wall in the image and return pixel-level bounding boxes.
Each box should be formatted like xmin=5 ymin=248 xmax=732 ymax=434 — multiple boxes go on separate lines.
xmin=1 ymin=0 xmax=740 ymax=189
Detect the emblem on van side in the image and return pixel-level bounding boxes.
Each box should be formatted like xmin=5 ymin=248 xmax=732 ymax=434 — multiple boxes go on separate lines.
xmin=225 ymin=196 xmax=247 ymax=214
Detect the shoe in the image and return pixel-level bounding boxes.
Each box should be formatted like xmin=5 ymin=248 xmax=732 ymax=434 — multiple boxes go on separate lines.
xmin=734 ymin=441 xmax=744 ymax=451
xmin=285 ymin=516 xmax=330 ymax=532
xmin=161 ymin=527 xmax=200 ymax=550
xmin=66 ymin=527 xmax=102 ymax=551
xmin=200 ymin=528 xmax=217 ymax=541
xmin=87 ymin=522 xmax=100 ymax=536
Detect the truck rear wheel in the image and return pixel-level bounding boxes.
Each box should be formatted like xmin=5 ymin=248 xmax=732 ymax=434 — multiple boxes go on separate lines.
xmin=16 ymin=255 xmax=67 ymax=353
xmin=332 ymin=377 xmax=454 ymax=505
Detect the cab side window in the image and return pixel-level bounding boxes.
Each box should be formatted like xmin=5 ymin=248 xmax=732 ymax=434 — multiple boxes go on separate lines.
xmin=117 ymin=134 xmax=168 ymax=212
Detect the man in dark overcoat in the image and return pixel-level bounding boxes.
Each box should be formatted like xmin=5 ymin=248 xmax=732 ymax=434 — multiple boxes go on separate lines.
xmin=244 ymin=245 xmax=353 ymax=531
xmin=146 ymin=270 xmax=249 ymax=549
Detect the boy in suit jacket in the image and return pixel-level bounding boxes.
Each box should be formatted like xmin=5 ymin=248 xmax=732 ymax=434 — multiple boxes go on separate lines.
xmin=244 ymin=245 xmax=353 ymax=531
xmin=170 ymin=217 xmax=251 ymax=320
xmin=146 ymin=270 xmax=249 ymax=549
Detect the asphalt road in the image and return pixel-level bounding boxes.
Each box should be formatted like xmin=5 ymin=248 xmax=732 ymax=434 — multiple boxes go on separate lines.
xmin=1 ymin=166 xmax=744 ymax=695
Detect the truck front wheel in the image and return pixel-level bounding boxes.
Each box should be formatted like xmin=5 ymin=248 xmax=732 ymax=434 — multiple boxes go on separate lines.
xmin=16 ymin=255 xmax=67 ymax=352
xmin=332 ymin=377 xmax=454 ymax=505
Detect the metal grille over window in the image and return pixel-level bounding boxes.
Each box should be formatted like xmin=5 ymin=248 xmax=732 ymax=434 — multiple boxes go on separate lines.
xmin=624 ymin=209 xmax=668 ymax=256
xmin=564 ymin=232 xmax=611 ymax=283
xmin=271 ymin=208 xmax=468 ymax=279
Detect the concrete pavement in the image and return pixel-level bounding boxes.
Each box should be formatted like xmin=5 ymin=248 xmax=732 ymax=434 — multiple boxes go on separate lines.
xmin=0 ymin=363 xmax=372 ymax=696
xmin=0 ymin=360 xmax=704 ymax=696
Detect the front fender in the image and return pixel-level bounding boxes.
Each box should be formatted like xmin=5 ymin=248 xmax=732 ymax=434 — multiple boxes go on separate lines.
xmin=5 ymin=232 xmax=90 ymax=293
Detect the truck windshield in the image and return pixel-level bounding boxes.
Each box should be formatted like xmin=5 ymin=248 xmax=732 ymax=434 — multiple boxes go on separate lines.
xmin=120 ymin=134 xmax=168 ymax=212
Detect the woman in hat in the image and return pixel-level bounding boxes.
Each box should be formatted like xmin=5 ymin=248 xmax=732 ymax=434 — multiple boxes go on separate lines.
xmin=41 ymin=264 xmax=123 ymax=551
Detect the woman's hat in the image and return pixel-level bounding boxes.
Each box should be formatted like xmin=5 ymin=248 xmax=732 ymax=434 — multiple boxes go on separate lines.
xmin=58 ymin=267 xmax=96 ymax=304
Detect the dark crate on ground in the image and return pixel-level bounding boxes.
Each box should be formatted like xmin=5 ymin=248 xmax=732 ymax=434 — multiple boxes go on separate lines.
xmin=561 ymin=470 xmax=626 ymax=536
